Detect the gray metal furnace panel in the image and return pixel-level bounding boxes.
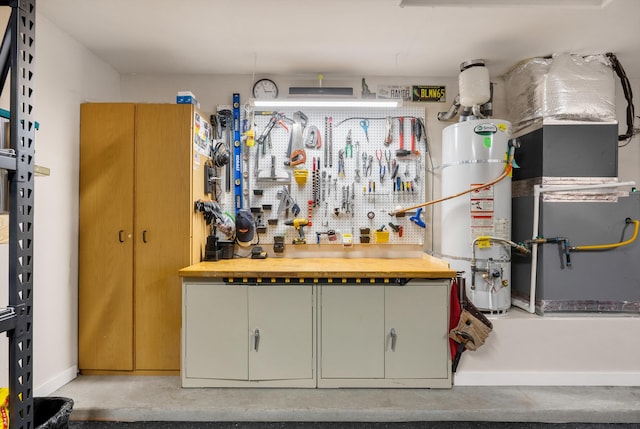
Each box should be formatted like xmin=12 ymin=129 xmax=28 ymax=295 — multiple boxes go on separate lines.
xmin=513 ymin=123 xmax=618 ymax=181
xmin=512 ymin=192 xmax=640 ymax=313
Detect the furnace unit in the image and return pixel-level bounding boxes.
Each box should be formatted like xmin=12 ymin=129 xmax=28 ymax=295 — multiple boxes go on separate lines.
xmin=511 ymin=122 xmax=640 ymax=314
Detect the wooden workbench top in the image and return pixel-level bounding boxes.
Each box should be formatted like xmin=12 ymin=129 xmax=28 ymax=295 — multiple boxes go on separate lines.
xmin=179 ymin=254 xmax=456 ymax=279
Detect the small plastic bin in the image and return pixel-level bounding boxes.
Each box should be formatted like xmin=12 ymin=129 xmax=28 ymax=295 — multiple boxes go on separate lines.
xmin=34 ymin=397 xmax=74 ymax=429
xmin=374 ymin=230 xmax=389 ymax=243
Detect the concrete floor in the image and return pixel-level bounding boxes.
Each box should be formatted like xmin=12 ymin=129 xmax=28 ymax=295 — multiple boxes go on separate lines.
xmin=50 ymin=376 xmax=640 ymax=424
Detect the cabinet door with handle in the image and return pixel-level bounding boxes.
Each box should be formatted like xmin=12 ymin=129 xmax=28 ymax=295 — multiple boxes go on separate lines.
xmin=385 ymin=283 xmax=449 ymax=379
xmin=79 ymin=103 xmax=135 ymax=371
xmin=184 ymin=284 xmax=248 ymax=380
xmin=134 ymin=104 xmax=193 ymax=370
xmin=248 ymin=286 xmax=313 ymax=381
xmin=320 ymin=285 xmax=385 ymax=379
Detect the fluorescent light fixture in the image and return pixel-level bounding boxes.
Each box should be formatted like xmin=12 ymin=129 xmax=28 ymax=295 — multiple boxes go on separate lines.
xmin=399 ymin=0 xmax=608 ymax=7
xmin=251 ymin=99 xmax=401 ymax=108
xmin=289 ymin=87 xmax=354 ymax=96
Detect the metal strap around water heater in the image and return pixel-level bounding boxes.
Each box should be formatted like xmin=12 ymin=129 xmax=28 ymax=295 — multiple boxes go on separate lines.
xmin=428 ymin=158 xmax=507 ymax=173
xmin=431 ymin=251 xmax=511 ymax=264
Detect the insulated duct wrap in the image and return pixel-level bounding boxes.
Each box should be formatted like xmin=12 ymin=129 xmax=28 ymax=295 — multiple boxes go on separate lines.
xmin=504 ymin=53 xmax=616 ymax=136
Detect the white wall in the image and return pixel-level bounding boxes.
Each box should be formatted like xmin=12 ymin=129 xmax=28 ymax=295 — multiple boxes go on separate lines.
xmin=0 ymin=11 xmax=121 ymax=395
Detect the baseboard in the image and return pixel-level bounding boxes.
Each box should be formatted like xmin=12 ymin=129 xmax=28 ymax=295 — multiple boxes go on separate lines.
xmin=454 ymin=371 xmax=640 ymax=386
xmin=35 ymin=365 xmax=78 ymax=396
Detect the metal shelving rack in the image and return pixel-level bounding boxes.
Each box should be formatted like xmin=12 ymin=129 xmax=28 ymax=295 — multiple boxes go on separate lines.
xmin=0 ymin=0 xmax=36 ymax=428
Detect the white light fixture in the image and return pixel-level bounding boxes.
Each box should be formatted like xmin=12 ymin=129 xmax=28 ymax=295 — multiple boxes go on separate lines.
xmin=399 ymin=0 xmax=608 ymax=7
xmin=251 ymin=99 xmax=401 ymax=108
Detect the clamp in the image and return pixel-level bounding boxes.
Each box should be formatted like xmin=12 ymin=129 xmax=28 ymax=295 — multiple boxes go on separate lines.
xmin=410 ymin=207 xmax=426 ymax=228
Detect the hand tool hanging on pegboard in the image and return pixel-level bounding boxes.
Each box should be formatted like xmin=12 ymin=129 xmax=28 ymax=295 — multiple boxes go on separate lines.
xmin=217 ymin=109 xmax=233 ymax=193
xmin=257 ymin=112 xmax=288 ymax=156
xmin=232 ymin=93 xmax=242 ymax=212
xmin=285 ymin=111 xmax=307 ymax=167
xmin=354 ymin=142 xmax=361 ymax=182
xmin=327 ymin=117 xmax=333 ymax=167
xmin=324 ymin=117 xmax=329 ymax=168
xmin=254 ymin=112 xmax=290 ymax=180
xmin=312 ymin=157 xmax=320 ymax=207
xmin=396 ymin=117 xmax=411 ymax=158
xmin=384 ymin=117 xmax=393 ymax=146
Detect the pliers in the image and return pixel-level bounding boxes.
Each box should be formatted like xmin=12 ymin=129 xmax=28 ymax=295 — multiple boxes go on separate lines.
xmin=364 ymin=154 xmax=373 ymax=177
xmin=345 ymin=130 xmax=353 ymax=158
xmin=376 ymin=149 xmax=386 ymax=181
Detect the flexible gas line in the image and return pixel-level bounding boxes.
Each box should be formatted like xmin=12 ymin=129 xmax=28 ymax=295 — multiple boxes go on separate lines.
xmin=472 ymin=236 xmax=531 ymax=258
xmin=570 ymin=219 xmax=639 ymax=251
xmin=470 ymin=236 xmax=530 ymax=290
xmin=517 ymin=180 xmax=637 ymax=315
xmin=389 ymin=144 xmax=515 ymax=216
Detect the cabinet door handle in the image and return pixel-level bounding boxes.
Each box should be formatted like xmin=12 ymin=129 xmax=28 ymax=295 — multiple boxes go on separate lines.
xmin=118 ymin=230 xmax=125 ymax=243
xmin=253 ymin=328 xmax=260 ymax=351
xmin=390 ymin=328 xmax=397 ymax=352
xmin=142 ymin=230 xmax=148 ymax=243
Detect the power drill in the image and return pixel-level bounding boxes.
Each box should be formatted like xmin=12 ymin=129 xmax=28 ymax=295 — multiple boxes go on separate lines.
xmin=285 ymin=218 xmax=309 ymax=244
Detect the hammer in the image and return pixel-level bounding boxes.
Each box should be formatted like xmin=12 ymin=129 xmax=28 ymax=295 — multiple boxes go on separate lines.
xmin=396 ymin=117 xmax=412 ymax=158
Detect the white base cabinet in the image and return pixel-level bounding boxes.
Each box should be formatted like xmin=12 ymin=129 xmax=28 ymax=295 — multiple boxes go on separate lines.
xmin=182 ymin=282 xmax=316 ymax=387
xmin=181 ymin=280 xmax=451 ymax=388
xmin=318 ymin=281 xmax=451 ymax=388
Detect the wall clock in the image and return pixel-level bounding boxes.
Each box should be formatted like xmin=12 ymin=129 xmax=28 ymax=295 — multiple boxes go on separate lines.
xmin=252 ymin=78 xmax=278 ymax=99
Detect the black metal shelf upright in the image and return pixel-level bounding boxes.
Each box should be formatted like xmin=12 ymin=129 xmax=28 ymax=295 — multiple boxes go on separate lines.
xmin=0 ymin=0 xmax=36 ymax=428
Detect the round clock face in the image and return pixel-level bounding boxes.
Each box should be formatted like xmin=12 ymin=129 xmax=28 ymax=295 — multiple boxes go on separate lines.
xmin=252 ymin=78 xmax=278 ymax=99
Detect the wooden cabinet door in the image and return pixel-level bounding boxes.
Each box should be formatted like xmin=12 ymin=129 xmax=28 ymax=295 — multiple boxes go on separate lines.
xmin=248 ymin=286 xmax=314 ymax=381
xmin=320 ymin=286 xmax=385 ymax=379
xmin=79 ymin=103 xmax=135 ymax=371
xmin=134 ymin=104 xmax=193 ymax=370
xmin=385 ymin=282 xmax=449 ymax=379
xmin=184 ymin=284 xmax=248 ymax=380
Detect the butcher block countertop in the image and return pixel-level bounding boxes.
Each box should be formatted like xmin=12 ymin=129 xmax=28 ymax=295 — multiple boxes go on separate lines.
xmin=179 ymin=254 xmax=456 ymax=279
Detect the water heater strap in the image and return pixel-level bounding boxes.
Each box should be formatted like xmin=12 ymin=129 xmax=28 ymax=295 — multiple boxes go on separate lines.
xmin=430 ymin=158 xmax=507 ymax=172
xmin=433 ymin=251 xmax=511 ymax=264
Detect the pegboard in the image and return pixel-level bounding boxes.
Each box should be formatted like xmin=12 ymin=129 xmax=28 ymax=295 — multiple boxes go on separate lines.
xmin=236 ymin=106 xmax=427 ymax=247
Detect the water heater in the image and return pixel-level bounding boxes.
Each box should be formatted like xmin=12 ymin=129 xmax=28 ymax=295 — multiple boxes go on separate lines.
xmin=440 ymin=119 xmax=512 ymax=312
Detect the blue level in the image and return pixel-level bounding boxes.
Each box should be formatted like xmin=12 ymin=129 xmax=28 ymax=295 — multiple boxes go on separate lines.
xmin=232 ymin=93 xmax=242 ymax=213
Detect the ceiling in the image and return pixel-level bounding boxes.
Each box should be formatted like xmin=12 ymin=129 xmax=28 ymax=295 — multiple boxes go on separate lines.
xmin=38 ymin=0 xmax=640 ymax=79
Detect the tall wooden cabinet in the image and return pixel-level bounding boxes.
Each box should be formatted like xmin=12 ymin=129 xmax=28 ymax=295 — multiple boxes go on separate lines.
xmin=79 ymin=103 xmax=209 ymax=373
